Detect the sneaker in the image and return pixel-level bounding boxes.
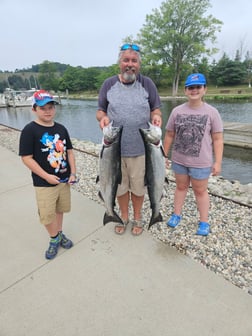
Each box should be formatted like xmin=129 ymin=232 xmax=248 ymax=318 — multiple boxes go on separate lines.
xmin=167 ymin=214 xmax=181 ymax=228
xmin=59 ymin=232 xmax=73 ymax=249
xmin=45 ymin=240 xmax=59 ymax=260
xmin=196 ymin=222 xmax=210 ymax=236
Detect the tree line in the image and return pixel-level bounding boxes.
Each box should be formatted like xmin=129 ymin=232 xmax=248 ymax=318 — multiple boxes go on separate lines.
xmin=1 ymin=0 xmax=251 ymax=95
xmin=1 ymin=52 xmax=251 ymax=95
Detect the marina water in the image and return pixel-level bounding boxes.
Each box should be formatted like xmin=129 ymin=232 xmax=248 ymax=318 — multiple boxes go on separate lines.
xmin=0 ymin=98 xmax=251 ymax=184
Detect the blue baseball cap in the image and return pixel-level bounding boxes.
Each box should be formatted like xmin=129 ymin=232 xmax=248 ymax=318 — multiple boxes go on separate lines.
xmin=185 ymin=73 xmax=206 ymax=87
xmin=32 ymin=90 xmax=58 ymax=107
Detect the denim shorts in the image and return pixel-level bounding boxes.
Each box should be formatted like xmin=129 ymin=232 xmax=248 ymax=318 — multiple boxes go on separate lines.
xmin=171 ymin=162 xmax=211 ymax=180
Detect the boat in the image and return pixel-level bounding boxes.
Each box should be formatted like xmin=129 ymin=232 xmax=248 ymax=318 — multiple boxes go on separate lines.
xmin=4 ymin=88 xmax=61 ymax=107
xmin=0 ymin=93 xmax=7 ymax=107
xmin=4 ymin=88 xmax=36 ymax=107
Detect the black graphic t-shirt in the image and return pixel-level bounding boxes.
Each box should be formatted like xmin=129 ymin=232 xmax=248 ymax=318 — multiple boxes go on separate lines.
xmin=19 ymin=121 xmax=73 ymax=187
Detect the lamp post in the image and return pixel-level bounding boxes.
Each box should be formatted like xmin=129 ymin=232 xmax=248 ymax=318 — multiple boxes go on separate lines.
xmin=247 ymin=67 xmax=252 ymax=88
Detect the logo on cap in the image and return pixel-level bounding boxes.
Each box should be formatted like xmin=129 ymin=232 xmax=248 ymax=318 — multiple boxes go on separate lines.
xmin=32 ymin=90 xmax=56 ymax=107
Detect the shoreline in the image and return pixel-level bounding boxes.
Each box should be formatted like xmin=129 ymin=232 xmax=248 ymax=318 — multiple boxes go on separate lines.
xmin=71 ymin=138 xmax=252 ymax=208
xmin=0 ymin=125 xmax=251 ymax=295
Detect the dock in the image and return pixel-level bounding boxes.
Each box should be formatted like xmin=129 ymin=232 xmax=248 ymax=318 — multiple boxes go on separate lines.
xmin=223 ymin=122 xmax=252 ymax=149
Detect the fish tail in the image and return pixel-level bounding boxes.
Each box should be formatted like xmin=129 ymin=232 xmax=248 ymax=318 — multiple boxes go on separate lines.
xmin=148 ymin=212 xmax=163 ymax=229
xmin=103 ymin=211 xmax=123 ymax=226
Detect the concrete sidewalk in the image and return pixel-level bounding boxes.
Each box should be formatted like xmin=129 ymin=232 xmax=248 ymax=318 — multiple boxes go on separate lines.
xmin=0 ymin=145 xmax=251 ymax=336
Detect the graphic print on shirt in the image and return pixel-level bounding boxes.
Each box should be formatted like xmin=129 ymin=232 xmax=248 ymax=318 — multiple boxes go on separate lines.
xmin=174 ymin=114 xmax=208 ymax=157
xmin=40 ymin=132 xmax=67 ymax=173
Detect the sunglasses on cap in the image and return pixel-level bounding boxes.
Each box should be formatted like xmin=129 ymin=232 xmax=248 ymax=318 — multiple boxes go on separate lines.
xmin=120 ymin=43 xmax=140 ymax=52
xmin=187 ymin=85 xmax=204 ymax=90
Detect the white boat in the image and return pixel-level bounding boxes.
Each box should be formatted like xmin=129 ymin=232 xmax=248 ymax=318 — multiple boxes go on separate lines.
xmin=4 ymin=89 xmax=61 ymax=107
xmin=5 ymin=88 xmax=36 ymax=107
xmin=0 ymin=93 xmax=7 ymax=107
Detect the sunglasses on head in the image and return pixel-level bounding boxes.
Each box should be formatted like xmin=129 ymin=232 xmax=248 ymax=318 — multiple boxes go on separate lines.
xmin=187 ymin=85 xmax=204 ymax=90
xmin=120 ymin=43 xmax=140 ymax=52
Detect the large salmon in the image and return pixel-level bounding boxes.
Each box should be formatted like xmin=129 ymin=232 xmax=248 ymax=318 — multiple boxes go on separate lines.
xmin=139 ymin=123 xmax=167 ymax=229
xmin=97 ymin=122 xmax=123 ymax=225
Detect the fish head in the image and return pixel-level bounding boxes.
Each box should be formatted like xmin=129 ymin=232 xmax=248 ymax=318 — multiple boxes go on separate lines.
xmin=102 ymin=122 xmax=122 ymax=145
xmin=139 ymin=123 xmax=162 ymax=144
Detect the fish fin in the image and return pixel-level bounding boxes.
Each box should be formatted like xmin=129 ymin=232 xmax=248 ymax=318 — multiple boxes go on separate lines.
xmin=116 ymin=168 xmax=122 ymax=185
xmin=165 ymin=177 xmax=169 ymax=184
xmin=103 ymin=211 xmax=123 ymax=226
xmin=161 ymin=146 xmax=166 ymax=157
xmin=148 ymin=212 xmax=163 ymax=229
xmin=98 ymin=191 xmax=104 ymax=202
xmin=96 ymin=175 xmax=99 ymax=184
xmin=100 ymin=146 xmax=105 ymax=158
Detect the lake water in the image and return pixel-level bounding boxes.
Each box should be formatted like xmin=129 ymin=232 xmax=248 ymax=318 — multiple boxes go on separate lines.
xmin=0 ymin=98 xmax=251 ymax=184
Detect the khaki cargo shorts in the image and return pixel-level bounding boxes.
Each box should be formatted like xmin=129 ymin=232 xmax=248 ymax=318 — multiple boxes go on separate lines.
xmin=117 ymin=155 xmax=146 ymax=197
xmin=35 ymin=183 xmax=71 ymax=225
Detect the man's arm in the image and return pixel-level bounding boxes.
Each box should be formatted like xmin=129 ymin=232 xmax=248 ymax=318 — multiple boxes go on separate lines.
xmin=96 ymin=109 xmax=110 ymax=129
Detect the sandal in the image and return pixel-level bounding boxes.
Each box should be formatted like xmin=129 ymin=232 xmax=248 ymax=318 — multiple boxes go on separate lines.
xmin=114 ymin=220 xmax=128 ymax=235
xmin=131 ymin=220 xmax=143 ymax=236
xmin=196 ymin=222 xmax=210 ymax=236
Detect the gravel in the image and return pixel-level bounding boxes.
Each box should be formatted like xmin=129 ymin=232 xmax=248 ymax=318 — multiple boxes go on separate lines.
xmin=1 ymin=125 xmax=251 ymax=295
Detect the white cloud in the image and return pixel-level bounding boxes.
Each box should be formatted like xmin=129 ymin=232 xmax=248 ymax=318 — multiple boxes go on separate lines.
xmin=1 ymin=0 xmax=252 ymax=71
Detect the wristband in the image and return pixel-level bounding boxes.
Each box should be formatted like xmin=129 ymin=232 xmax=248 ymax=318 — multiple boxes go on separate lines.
xmin=70 ymin=173 xmax=77 ymax=178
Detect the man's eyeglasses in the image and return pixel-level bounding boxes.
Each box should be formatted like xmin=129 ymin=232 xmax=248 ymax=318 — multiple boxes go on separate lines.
xmin=187 ymin=85 xmax=204 ymax=90
xmin=120 ymin=44 xmax=140 ymax=52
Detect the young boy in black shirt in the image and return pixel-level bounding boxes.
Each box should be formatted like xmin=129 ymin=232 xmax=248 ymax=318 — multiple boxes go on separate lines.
xmin=19 ymin=90 xmax=77 ymax=259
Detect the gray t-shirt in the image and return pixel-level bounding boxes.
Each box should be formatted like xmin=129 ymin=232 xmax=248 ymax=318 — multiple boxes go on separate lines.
xmin=166 ymin=102 xmax=223 ymax=168
xmin=98 ymin=74 xmax=161 ymax=157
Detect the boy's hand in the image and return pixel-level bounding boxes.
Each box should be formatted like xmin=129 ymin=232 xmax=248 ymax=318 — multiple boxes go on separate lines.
xmin=46 ymin=174 xmax=61 ymax=185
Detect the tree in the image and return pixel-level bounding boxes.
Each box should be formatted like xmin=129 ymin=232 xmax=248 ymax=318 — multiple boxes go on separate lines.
xmin=38 ymin=61 xmax=59 ymax=91
xmin=210 ymin=53 xmax=246 ymax=86
xmin=94 ymin=64 xmax=118 ymax=90
xmin=138 ymin=0 xmax=222 ymax=95
xmin=7 ymin=75 xmax=27 ymax=90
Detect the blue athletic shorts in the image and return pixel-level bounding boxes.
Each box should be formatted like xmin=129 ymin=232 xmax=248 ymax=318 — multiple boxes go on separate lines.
xmin=171 ymin=162 xmax=211 ymax=180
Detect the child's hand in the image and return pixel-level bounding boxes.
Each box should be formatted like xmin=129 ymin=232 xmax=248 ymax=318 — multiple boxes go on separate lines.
xmin=46 ymin=174 xmax=61 ymax=185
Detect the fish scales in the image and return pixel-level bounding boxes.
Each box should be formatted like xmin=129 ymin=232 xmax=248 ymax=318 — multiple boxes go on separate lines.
xmin=97 ymin=124 xmax=123 ymax=225
xmin=139 ymin=125 xmax=166 ymax=228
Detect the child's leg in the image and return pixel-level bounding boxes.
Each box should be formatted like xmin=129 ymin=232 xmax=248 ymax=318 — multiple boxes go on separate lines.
xmin=45 ymin=212 xmax=63 ymax=236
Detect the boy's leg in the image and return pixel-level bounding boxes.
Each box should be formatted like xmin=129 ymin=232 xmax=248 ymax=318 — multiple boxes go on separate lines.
xmin=35 ymin=185 xmax=72 ymax=259
xmin=45 ymin=212 xmax=63 ymax=237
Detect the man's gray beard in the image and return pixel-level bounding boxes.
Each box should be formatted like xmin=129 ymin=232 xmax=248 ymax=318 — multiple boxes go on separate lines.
xmin=122 ymin=72 xmax=136 ymax=83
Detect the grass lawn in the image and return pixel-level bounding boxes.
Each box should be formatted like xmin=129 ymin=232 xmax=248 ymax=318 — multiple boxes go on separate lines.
xmin=158 ymin=85 xmax=252 ymax=100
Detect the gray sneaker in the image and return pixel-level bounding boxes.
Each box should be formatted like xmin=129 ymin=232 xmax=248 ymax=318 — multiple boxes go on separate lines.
xmin=59 ymin=232 xmax=73 ymax=249
xmin=45 ymin=240 xmax=59 ymax=260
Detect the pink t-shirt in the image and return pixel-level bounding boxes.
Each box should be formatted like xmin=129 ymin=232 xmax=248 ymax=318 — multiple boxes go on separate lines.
xmin=165 ymin=102 xmax=223 ymax=168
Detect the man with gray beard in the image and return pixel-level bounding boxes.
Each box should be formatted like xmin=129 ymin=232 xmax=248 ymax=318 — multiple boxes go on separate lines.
xmin=96 ymin=43 xmax=162 ymax=236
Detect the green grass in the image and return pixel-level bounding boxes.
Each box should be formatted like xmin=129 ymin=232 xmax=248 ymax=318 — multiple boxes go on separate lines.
xmin=158 ymin=85 xmax=252 ymax=100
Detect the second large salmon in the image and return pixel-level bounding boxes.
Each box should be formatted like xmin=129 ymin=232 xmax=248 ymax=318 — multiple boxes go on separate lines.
xmin=139 ymin=123 xmax=166 ymax=229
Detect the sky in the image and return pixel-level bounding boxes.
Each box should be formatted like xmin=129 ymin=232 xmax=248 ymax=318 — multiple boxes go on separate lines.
xmin=1 ymin=0 xmax=252 ymax=71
